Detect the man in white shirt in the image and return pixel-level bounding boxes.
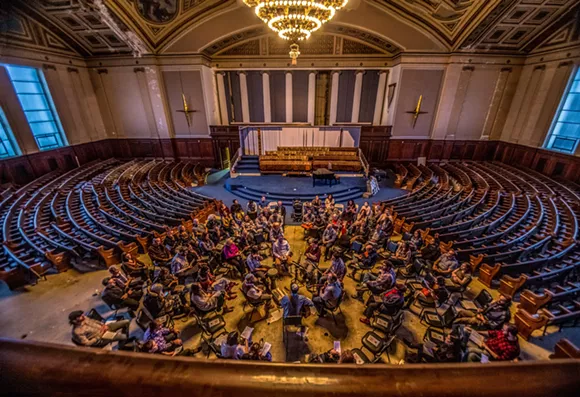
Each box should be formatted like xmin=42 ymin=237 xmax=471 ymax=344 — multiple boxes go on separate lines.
xmin=272 ymin=235 xmax=292 ymax=271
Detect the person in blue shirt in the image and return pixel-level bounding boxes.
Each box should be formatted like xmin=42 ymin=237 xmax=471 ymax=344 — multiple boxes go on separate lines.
xmin=281 ymin=283 xmax=314 ymax=319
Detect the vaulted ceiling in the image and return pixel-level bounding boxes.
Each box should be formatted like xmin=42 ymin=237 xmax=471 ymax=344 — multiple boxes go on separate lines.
xmin=1 ymin=0 xmax=579 ymax=58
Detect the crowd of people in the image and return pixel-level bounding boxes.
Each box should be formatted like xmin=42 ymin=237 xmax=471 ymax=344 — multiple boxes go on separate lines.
xmin=69 ymin=195 xmax=520 ymax=363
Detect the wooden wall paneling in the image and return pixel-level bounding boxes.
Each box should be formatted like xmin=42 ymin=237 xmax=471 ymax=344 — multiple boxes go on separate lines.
xmin=442 ymin=141 xmax=454 ymax=160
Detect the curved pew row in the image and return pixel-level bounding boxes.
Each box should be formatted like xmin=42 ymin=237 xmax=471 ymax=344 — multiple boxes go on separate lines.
xmin=1 ymin=159 xmax=218 ymax=290
xmin=380 ymin=161 xmax=579 ymax=310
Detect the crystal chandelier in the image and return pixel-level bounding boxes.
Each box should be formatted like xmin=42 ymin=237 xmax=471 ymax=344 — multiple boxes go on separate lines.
xmin=243 ymin=1 xmax=348 ymax=64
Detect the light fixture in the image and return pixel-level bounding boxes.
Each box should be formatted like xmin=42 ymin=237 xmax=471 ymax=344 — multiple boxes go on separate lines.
xmin=243 ymin=0 xmax=348 ymax=64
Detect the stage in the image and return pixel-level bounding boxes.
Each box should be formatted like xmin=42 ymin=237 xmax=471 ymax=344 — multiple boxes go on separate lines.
xmin=192 ymin=170 xmax=407 ymax=209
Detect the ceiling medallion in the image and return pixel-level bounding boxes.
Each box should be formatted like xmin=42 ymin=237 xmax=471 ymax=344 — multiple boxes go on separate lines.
xmin=243 ymin=0 xmax=348 ymax=64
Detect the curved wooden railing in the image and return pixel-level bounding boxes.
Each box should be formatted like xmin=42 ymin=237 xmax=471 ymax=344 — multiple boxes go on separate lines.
xmin=1 ymin=338 xmax=579 ymax=397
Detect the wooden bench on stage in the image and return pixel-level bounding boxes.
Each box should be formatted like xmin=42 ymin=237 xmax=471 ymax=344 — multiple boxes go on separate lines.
xmin=259 ymin=147 xmax=362 ymax=173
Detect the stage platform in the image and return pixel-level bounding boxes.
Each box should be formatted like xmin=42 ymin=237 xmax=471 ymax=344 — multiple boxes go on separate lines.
xmin=193 ymin=170 xmax=407 ymax=208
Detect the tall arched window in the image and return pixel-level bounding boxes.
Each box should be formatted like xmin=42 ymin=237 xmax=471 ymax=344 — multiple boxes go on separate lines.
xmin=4 ymin=65 xmax=68 ymax=151
xmin=0 ymin=107 xmax=20 ymax=159
xmin=544 ymin=66 xmax=580 ymax=154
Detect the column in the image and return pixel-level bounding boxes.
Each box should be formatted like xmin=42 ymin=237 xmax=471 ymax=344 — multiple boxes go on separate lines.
xmin=262 ymin=71 xmax=271 ymax=123
xmin=445 ymin=65 xmax=474 ymax=140
xmin=329 ymin=71 xmax=340 ymax=125
xmin=216 ymin=72 xmax=229 ymax=125
xmin=480 ymin=67 xmax=511 ymax=140
xmin=239 ymin=71 xmax=250 ymax=123
xmin=307 ymin=71 xmax=316 ymax=125
xmin=351 ymin=70 xmax=364 ymax=123
xmin=285 ymin=71 xmax=293 ymax=123
xmin=373 ymin=71 xmax=388 ymax=125
xmin=134 ymin=67 xmax=159 ymax=138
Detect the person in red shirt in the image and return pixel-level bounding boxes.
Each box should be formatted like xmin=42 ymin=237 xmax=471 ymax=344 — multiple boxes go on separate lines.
xmin=466 ymin=323 xmax=520 ymax=362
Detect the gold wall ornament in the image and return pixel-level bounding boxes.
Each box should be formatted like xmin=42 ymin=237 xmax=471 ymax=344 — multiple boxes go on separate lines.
xmin=176 ymin=93 xmax=197 ymax=128
xmin=242 ymin=0 xmax=348 ymax=64
xmin=405 ymin=95 xmax=428 ymax=129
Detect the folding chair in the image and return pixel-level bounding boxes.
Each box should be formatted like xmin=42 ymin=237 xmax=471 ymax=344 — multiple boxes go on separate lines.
xmin=283 ymin=315 xmax=304 ymax=359
xmin=354 ymin=333 xmax=396 ymax=363
xmin=324 ymin=292 xmax=344 ymax=325
xmin=420 ymin=304 xmax=458 ymax=329
xmin=195 ymin=313 xmax=228 ymax=358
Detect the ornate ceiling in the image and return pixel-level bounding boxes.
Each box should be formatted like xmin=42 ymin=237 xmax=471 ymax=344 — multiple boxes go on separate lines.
xmin=1 ymin=0 xmax=579 ymax=58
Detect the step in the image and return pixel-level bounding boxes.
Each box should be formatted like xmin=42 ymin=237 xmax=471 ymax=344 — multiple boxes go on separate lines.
xmin=229 ymin=183 xmax=363 ymax=199
xmin=229 ymin=189 xmax=364 ymax=206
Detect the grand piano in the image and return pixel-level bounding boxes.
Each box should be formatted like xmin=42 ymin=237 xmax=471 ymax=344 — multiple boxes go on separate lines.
xmin=312 ymin=168 xmax=338 ymax=186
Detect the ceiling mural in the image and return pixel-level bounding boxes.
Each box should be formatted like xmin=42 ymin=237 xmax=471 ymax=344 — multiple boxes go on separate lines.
xmin=459 ymin=0 xmax=580 ymax=53
xmin=103 ymin=0 xmax=232 ymax=51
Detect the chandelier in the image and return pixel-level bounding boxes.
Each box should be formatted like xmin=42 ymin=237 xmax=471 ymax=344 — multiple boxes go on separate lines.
xmin=243 ymin=1 xmax=348 ymax=64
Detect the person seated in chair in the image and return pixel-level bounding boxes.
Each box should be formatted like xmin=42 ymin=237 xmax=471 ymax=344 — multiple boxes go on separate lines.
xmin=269 ymin=222 xmax=284 ymax=243
xmin=191 ymin=218 xmax=207 ymax=237
xmin=221 ymin=331 xmax=245 ymax=359
xmin=406 ymin=333 xmax=464 ymax=364
xmin=121 ymin=252 xmax=151 ymax=281
xmin=415 ymin=276 xmax=449 ymax=307
xmin=359 ymin=283 xmax=406 ymax=325
xmin=387 ymin=241 xmax=412 ymax=268
xmin=269 ymin=209 xmax=283 ymax=228
xmin=153 ymin=267 xmax=178 ymax=291
xmin=143 ymin=283 xmax=173 ymax=319
xmin=247 ymin=200 xmax=258 ymax=221
xmin=108 ymin=265 xmax=144 ymax=291
xmin=304 ymin=239 xmax=322 ymax=286
xmin=223 ymin=238 xmax=245 ymax=276
xmin=455 ymin=295 xmax=511 ymax=330
xmin=416 ymin=234 xmax=441 ymax=266
xmin=277 ymin=201 xmax=286 ymax=226
xmin=281 ymin=283 xmax=314 ymax=320
xmin=272 ymin=234 xmax=292 ymax=272
xmin=242 ymin=274 xmax=273 ymax=312
xmin=322 ymin=224 xmax=338 ymax=261
xmin=446 ymin=263 xmax=472 ymax=291
xmin=148 ymin=237 xmax=172 ymax=266
xmin=466 ymin=323 xmax=520 ymax=362
xmin=230 ymin=199 xmax=243 ymax=219
xmin=144 ymin=320 xmax=181 ymax=352
xmin=348 ymin=244 xmax=378 ymax=280
xmin=313 ymin=274 xmax=342 ymax=317
xmin=432 ymin=249 xmax=459 ymax=277
xmin=197 ymin=265 xmax=237 ymax=297
xmin=342 ymin=199 xmax=357 ymax=222
xmin=242 ymin=215 xmax=257 ymax=233
xmin=352 ymin=262 xmax=396 ymax=301
xmin=170 ymin=247 xmax=197 ymax=283
xmin=190 ymin=283 xmax=233 ymax=314
xmin=69 ymin=310 xmax=130 ymax=347
xmin=319 ymin=252 xmax=346 ymax=289
xmin=409 ymin=230 xmax=424 ymax=251
xmin=101 ymin=277 xmax=140 ymax=311
xmin=311 ymin=195 xmax=322 ymax=210
xmin=246 ymin=246 xmax=271 ymax=288
xmin=176 ymin=225 xmax=193 ymax=247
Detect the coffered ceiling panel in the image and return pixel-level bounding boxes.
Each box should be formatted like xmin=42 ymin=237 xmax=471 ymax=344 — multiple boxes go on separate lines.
xmin=460 ymin=0 xmax=580 ymax=53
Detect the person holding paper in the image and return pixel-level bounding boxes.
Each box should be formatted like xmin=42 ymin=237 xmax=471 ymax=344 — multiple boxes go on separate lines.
xmin=465 ymin=324 xmax=520 ymax=362
xmin=220 ymin=331 xmax=245 ymax=359
xmin=69 ymin=310 xmax=129 ymax=347
xmin=455 ymin=295 xmax=512 ymax=330
xmin=242 ymin=274 xmax=273 ymax=310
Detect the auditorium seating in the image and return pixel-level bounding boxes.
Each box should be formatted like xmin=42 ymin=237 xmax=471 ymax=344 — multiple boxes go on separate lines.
xmin=259 ymin=147 xmax=362 ymax=173
xmin=0 ymin=159 xmax=217 ymax=290
xmin=382 ymin=160 xmax=579 ymax=340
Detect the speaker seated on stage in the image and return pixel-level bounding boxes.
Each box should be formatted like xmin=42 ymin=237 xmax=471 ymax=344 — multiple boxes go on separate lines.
xmin=321 ymin=224 xmax=339 ymax=261
xmin=272 ymin=235 xmax=293 ymax=272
